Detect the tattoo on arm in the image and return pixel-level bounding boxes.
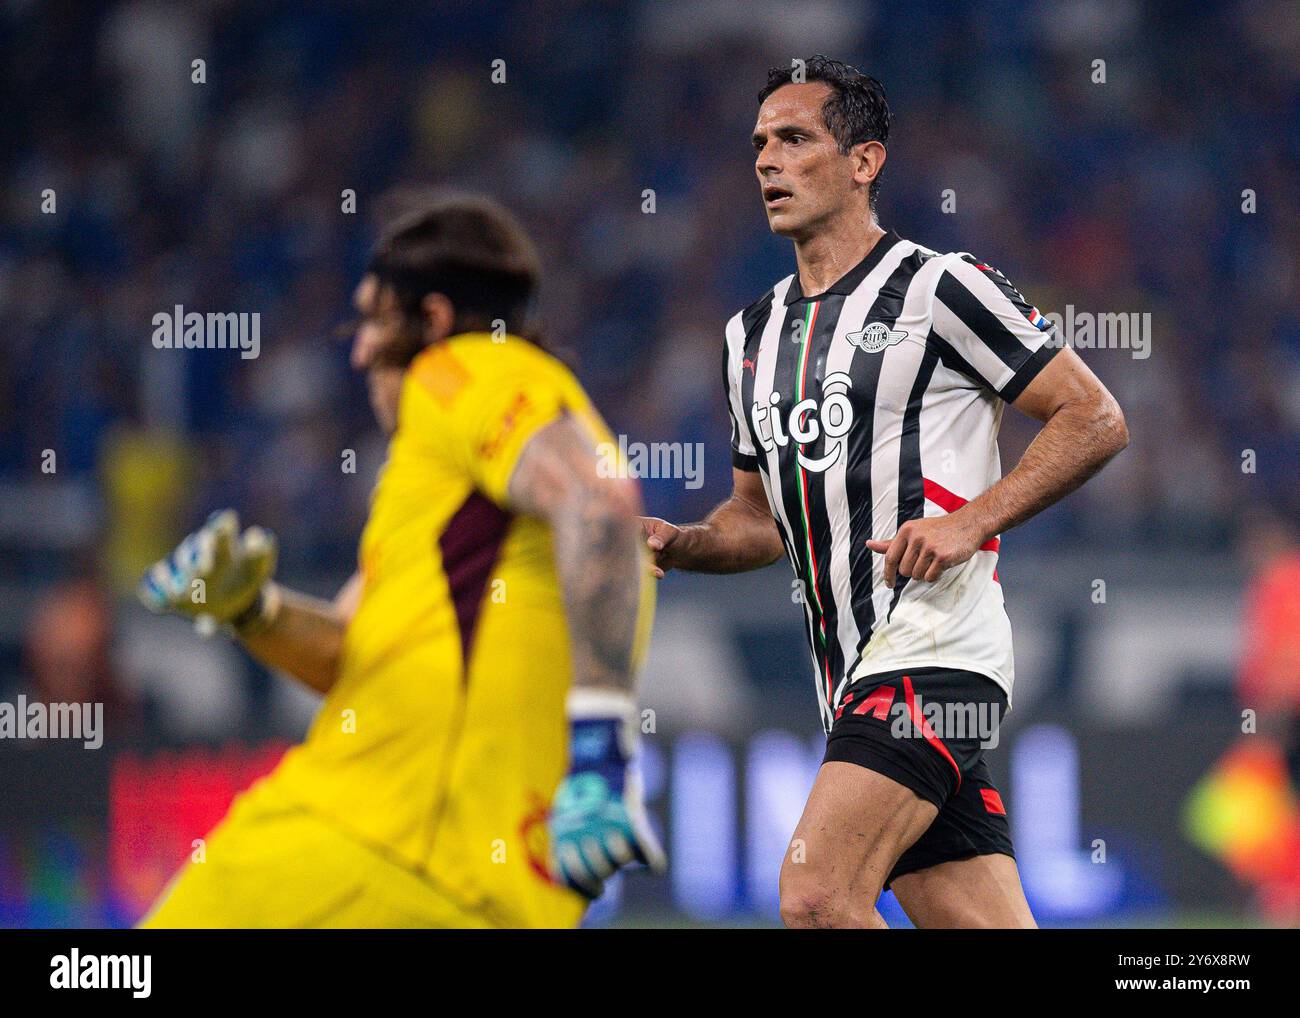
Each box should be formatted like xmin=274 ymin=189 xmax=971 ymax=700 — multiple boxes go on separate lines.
xmin=508 ymin=416 xmax=644 ymax=693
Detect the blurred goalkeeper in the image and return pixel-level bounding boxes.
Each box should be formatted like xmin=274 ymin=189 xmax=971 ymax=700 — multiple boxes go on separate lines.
xmin=137 ymin=192 xmax=662 ymax=928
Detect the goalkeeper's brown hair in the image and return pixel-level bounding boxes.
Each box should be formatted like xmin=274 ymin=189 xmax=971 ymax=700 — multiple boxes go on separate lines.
xmin=367 ymin=189 xmax=544 ymax=347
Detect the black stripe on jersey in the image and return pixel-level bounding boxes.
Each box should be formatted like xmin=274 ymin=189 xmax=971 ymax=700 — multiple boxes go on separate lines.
xmin=1000 ymin=343 xmax=1059 ymax=402
xmin=928 ymin=331 xmax=987 ymax=388
xmin=934 ymin=270 xmax=1034 ymax=373
xmin=770 ymin=300 xmax=822 ymax=654
xmin=886 ymin=335 xmax=941 ymax=622
xmin=761 ymin=299 xmax=822 ymax=685
xmin=798 ymin=292 xmax=848 ymax=690
xmin=955 ymin=255 xmax=1063 ymax=399
xmin=739 ymin=289 xmax=771 ymax=429
xmin=959 ymin=255 xmax=1039 ymax=324
xmin=840 ymin=349 xmax=882 ymax=655
xmin=843 ymin=247 xmax=935 ymax=654
xmin=742 ymin=289 xmax=775 ymax=336
xmin=928 ymin=312 xmax=1061 ymax=401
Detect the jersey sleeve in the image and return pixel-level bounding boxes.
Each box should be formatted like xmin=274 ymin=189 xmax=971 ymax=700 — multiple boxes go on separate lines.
xmin=723 ymin=312 xmax=759 ymax=471
xmin=409 ymin=344 xmax=567 ymax=507
xmin=930 ymin=255 xmax=1061 ymax=401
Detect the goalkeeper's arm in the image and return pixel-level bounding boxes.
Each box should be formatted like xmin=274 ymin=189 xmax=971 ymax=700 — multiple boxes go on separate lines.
xmin=237 ymin=576 xmax=359 ymax=694
xmin=506 ymin=416 xmax=664 ymax=899
xmin=138 ymin=510 xmax=357 ymax=694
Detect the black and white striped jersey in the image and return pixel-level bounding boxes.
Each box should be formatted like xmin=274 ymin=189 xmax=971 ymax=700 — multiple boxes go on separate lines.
xmin=723 ymin=230 xmax=1060 ymax=731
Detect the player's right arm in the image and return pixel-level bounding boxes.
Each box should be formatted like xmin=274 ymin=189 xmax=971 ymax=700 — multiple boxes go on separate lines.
xmin=506 ymin=414 xmax=665 ymax=898
xmin=644 ymin=313 xmax=786 ymax=578
xmin=507 ymin=415 xmax=646 ymax=695
xmin=641 ymin=466 xmax=785 ymax=577
xmin=138 ymin=510 xmax=356 ymax=694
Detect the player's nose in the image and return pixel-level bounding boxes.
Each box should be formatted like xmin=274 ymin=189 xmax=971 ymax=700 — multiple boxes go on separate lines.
xmin=350 ymin=330 xmax=373 ymax=370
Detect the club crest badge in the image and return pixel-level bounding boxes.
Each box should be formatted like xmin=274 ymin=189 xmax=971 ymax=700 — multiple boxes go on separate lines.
xmin=846 ymin=321 xmax=908 ymax=353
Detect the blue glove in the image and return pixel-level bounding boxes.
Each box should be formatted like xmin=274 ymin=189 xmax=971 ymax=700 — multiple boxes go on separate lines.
xmin=550 ymin=691 xmax=665 ymax=899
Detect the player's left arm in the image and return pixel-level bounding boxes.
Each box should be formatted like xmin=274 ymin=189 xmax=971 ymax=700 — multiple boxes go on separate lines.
xmin=869 ymin=348 xmax=1128 ymax=585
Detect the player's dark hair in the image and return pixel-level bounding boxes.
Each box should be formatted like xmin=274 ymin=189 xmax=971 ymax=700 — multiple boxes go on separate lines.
xmin=758 ymin=55 xmax=892 ymax=210
xmin=367 ymin=189 xmax=543 ymax=345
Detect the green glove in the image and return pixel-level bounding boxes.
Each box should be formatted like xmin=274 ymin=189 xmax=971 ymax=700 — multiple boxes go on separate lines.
xmin=550 ymin=689 xmax=666 ymax=899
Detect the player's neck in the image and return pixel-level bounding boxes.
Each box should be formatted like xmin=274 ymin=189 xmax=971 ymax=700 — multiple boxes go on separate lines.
xmin=793 ymin=214 xmax=885 ymax=297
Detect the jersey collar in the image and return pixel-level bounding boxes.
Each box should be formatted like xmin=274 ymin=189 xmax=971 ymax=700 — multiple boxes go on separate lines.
xmin=783 ymin=229 xmax=902 ymax=305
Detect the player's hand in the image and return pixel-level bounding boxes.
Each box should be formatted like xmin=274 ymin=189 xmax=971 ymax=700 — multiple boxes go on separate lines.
xmin=639 ymin=516 xmax=684 ymax=578
xmin=137 ymin=509 xmax=278 ymax=635
xmin=866 ymin=513 xmax=985 ymax=586
xmin=549 ymin=691 xmax=666 ymax=900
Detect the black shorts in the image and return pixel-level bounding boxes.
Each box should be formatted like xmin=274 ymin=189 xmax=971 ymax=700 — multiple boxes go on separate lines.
xmin=822 ymin=666 xmax=1014 ymax=887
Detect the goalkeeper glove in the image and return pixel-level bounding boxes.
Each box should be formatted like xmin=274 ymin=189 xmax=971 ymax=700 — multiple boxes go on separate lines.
xmin=137 ymin=509 xmax=280 ymax=636
xmin=549 ymin=688 xmax=665 ymax=899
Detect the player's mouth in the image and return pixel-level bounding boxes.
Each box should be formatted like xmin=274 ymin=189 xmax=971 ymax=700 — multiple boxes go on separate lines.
xmin=763 ymin=183 xmax=793 ymax=209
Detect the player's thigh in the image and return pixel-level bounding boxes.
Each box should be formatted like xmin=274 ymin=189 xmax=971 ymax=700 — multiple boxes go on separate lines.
xmin=779 ymin=761 xmax=937 ymax=927
xmin=886 ymin=755 xmax=1030 ymax=927
xmin=891 ymin=851 xmax=1036 ymax=928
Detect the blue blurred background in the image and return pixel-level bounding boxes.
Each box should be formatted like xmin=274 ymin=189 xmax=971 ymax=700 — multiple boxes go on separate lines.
xmin=0 ymin=0 xmax=1297 ymax=926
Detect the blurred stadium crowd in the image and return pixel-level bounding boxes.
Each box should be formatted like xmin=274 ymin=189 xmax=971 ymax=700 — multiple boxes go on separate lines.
xmin=0 ymin=0 xmax=1296 ymax=718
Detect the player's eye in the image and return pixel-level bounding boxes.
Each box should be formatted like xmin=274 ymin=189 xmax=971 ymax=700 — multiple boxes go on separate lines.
xmin=333 ymin=316 xmax=362 ymax=340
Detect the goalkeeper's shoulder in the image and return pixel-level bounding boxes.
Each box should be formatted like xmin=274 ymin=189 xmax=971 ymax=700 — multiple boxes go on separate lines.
xmin=405 ymin=334 xmax=594 ymax=452
xmin=426 ymin=332 xmax=575 ymax=388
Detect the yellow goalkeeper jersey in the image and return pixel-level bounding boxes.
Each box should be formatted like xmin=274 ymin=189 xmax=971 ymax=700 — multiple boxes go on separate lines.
xmin=257 ymin=331 xmax=654 ymax=927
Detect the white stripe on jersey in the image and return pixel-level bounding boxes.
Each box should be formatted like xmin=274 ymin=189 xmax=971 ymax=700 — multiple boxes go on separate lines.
xmin=724 ymin=311 xmax=756 ymax=458
xmin=823 ymin=239 xmax=921 ymax=708
xmin=868 ymin=251 xmax=946 ymax=632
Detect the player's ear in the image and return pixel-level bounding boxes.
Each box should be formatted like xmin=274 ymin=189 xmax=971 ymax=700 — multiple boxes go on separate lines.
xmin=420 ymin=292 xmax=456 ymax=346
xmin=854 ymin=140 xmax=886 ymax=189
